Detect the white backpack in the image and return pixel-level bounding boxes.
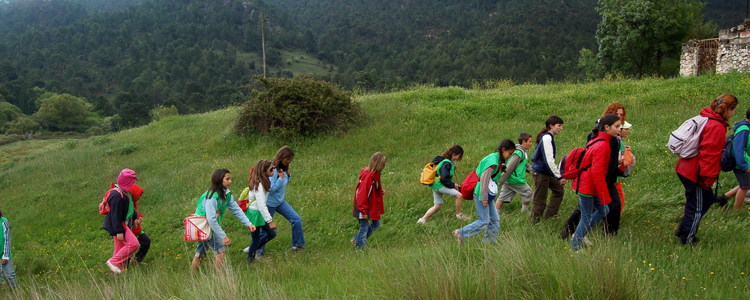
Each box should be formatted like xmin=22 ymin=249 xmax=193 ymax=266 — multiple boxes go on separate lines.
xmin=667 ymin=115 xmax=712 ymax=158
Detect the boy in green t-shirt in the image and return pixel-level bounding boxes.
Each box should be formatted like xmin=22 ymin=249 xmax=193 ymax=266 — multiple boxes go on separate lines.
xmin=496 ymin=133 xmax=534 ymax=212
xmin=0 ymin=209 xmax=16 ymax=289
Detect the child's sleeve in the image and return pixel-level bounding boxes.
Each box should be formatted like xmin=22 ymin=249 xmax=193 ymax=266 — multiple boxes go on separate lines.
xmin=355 ymin=172 xmax=372 ymax=214
xmin=497 ymin=155 xmax=521 ymax=186
xmin=2 ymin=219 xmax=10 ymax=260
xmin=204 ymin=197 xmax=227 ymax=239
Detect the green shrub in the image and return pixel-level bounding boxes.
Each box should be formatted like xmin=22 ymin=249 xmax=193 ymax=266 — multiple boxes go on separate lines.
xmin=85 ymin=126 xmax=105 ymax=136
xmin=90 ymin=136 xmax=111 ymax=145
xmin=62 ymin=140 xmax=77 ymax=149
xmin=104 ymin=143 xmax=137 ymax=155
xmin=149 ymin=105 xmax=180 ymax=122
xmin=235 ymin=76 xmax=361 ymax=137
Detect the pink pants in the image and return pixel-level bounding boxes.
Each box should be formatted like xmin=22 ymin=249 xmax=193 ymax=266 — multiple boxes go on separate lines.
xmin=108 ymin=224 xmax=140 ymax=268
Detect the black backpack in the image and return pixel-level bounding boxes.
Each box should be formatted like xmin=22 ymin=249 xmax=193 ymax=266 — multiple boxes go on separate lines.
xmin=720 ymin=125 xmax=749 ymax=172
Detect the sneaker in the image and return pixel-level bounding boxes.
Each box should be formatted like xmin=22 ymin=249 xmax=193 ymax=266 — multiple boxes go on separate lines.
xmin=521 ymin=205 xmax=530 ymax=212
xmin=291 ymin=246 xmax=304 ymax=252
xmin=452 ymin=229 xmax=463 ymax=243
xmin=417 ymin=218 xmax=427 ymax=224
xmin=455 ymin=213 xmax=470 ymax=220
xmin=583 ymin=236 xmax=593 ymax=247
xmin=242 ymin=247 xmax=250 ymax=253
xmin=716 ymin=194 xmax=729 ymax=207
xmin=106 ymin=260 xmax=122 ymax=274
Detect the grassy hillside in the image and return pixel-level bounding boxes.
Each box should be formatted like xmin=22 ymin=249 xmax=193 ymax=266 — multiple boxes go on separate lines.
xmin=1 ymin=74 xmax=749 ymax=298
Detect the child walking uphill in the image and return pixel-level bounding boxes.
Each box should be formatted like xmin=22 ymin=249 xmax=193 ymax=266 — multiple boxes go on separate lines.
xmin=728 ymin=107 xmax=750 ymax=210
xmin=496 ymin=133 xmax=534 ymax=212
xmin=0 ymin=209 xmax=16 ymax=289
xmin=531 ymin=116 xmax=566 ymax=222
xmin=418 ymin=145 xmax=467 ymax=224
xmin=191 ymin=169 xmax=256 ymax=272
xmin=571 ymin=114 xmax=622 ymax=251
xmin=243 ymin=160 xmax=278 ymax=264
xmin=256 ymin=146 xmax=304 ymax=255
xmin=102 ymin=168 xmax=140 ymax=274
xmin=352 ymin=152 xmax=386 ymax=250
xmin=675 ymin=94 xmax=737 ymax=246
xmin=453 ymin=140 xmax=516 ymax=243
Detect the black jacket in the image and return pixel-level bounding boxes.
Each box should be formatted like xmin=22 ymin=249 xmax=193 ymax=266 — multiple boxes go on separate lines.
xmin=102 ymin=188 xmax=130 ymax=236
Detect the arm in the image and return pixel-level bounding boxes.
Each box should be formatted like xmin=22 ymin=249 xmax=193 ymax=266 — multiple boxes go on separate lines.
xmin=734 ymin=127 xmax=750 ymax=170
xmin=698 ymin=122 xmax=726 ymax=188
xmin=108 ymin=191 xmax=128 ymax=235
xmin=269 ymin=169 xmax=284 ymax=193
xmin=355 ymin=171 xmax=373 ymax=215
xmin=542 ymin=135 xmax=562 ymax=178
xmin=497 ymin=155 xmax=521 ymax=186
xmin=255 ymin=188 xmax=273 ymax=223
xmin=203 ymin=197 xmax=227 ymax=240
xmin=439 ymin=161 xmax=456 ymax=189
xmin=2 ymin=220 xmax=10 ymax=260
xmin=227 ymin=194 xmax=252 ymax=227
xmin=479 ymin=166 xmax=494 ymax=203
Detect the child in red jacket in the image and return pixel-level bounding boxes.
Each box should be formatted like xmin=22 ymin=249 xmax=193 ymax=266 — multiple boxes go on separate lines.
xmin=352 ymin=152 xmax=387 ymax=250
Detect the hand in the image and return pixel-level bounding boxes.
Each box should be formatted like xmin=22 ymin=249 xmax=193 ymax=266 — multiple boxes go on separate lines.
xmin=278 ymin=171 xmax=285 ymax=179
xmin=1 ymin=259 xmax=8 ymax=265
xmin=361 ymin=214 xmax=368 ymax=220
xmin=222 ymin=237 xmax=231 ymax=246
xmin=116 ymin=233 xmax=124 ymax=241
xmin=559 ymin=179 xmax=566 ymax=185
xmin=455 ymin=184 xmax=461 ymax=190
xmin=269 ymin=221 xmax=277 ymax=230
xmin=618 ymin=156 xmax=625 ymax=164
xmin=482 ymin=200 xmax=488 ymax=207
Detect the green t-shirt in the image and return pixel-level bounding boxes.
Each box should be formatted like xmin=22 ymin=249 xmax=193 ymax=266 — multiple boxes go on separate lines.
xmin=0 ymin=217 xmax=10 ymax=259
xmin=507 ymin=149 xmax=528 ymax=185
xmin=194 ymin=191 xmax=232 ymax=224
xmin=430 ymin=159 xmax=454 ymax=190
xmin=473 ymin=152 xmax=503 ymax=199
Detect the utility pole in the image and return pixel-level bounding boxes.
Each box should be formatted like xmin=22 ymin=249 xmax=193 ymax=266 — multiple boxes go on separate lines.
xmin=261 ymin=12 xmax=267 ymax=78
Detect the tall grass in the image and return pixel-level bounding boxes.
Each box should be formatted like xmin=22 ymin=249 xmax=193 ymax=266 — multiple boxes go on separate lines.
xmin=1 ymin=74 xmax=749 ymax=298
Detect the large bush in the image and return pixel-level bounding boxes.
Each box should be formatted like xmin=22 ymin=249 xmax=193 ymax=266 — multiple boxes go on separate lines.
xmin=235 ymin=76 xmax=360 ymax=137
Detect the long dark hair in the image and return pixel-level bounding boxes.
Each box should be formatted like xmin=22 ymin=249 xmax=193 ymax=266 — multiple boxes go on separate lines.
xmin=0 ymin=209 xmax=3 ymax=218
xmin=272 ymin=146 xmax=294 ymax=172
xmin=536 ymin=115 xmax=564 ymax=141
xmin=497 ymin=139 xmax=516 ymax=163
xmin=590 ymin=113 xmax=621 ymax=137
xmin=209 ymin=168 xmax=231 ymax=200
xmin=249 ymin=160 xmax=272 ymax=192
xmin=441 ymin=144 xmax=464 ymax=160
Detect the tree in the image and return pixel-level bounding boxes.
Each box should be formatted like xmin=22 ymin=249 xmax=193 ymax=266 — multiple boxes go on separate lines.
xmin=5 ymin=116 xmax=40 ymax=135
xmin=33 ymin=93 xmax=97 ymax=132
xmin=595 ymin=0 xmax=705 ymax=77
xmin=0 ymin=101 xmax=23 ymax=132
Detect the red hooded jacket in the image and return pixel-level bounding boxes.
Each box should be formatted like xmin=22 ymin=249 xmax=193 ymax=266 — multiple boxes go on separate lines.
xmin=571 ymin=131 xmax=614 ymax=205
xmin=352 ymin=168 xmax=384 ymax=220
xmin=675 ymin=107 xmax=728 ymax=189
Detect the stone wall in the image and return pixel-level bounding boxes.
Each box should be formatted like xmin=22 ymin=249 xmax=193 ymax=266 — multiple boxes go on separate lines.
xmin=679 ymin=42 xmax=699 ymax=77
xmin=680 ymin=20 xmax=750 ymax=77
xmin=679 ymin=39 xmax=718 ymax=77
xmin=717 ymin=44 xmax=750 ymax=74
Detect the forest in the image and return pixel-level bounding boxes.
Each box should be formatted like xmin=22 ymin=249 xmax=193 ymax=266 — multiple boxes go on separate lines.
xmin=0 ymin=0 xmax=746 ymax=133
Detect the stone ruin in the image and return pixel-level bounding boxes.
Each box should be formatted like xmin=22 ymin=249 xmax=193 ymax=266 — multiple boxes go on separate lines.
xmin=680 ymin=19 xmax=750 ymax=77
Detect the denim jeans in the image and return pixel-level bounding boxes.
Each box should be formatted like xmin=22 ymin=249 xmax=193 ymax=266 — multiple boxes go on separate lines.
xmin=571 ymin=195 xmax=609 ymax=251
xmin=0 ymin=258 xmax=16 ymax=288
xmin=257 ymin=201 xmax=305 ymax=254
xmin=248 ymin=224 xmax=276 ymax=262
xmin=195 ymin=229 xmax=225 ymax=257
xmin=457 ymin=195 xmax=500 ymax=243
xmin=353 ymin=219 xmax=381 ymax=249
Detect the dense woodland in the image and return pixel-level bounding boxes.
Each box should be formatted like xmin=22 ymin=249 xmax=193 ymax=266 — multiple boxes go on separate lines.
xmin=0 ymin=0 xmax=746 ymax=133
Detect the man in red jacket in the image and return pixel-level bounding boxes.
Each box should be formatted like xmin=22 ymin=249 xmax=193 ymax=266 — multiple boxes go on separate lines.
xmin=675 ymin=94 xmax=737 ymax=246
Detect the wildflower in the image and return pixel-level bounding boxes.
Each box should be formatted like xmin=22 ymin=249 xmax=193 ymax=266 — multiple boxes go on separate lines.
xmin=650 ymin=268 xmax=655 ymax=271
xmin=681 ymin=276 xmax=686 ymax=280
xmin=710 ymin=272 xmax=715 ymax=275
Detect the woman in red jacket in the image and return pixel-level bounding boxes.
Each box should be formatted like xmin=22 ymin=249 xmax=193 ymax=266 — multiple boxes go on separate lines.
xmin=675 ymin=94 xmax=737 ymax=246
xmin=352 ymin=152 xmax=387 ymax=250
xmin=571 ymin=114 xmax=621 ymax=251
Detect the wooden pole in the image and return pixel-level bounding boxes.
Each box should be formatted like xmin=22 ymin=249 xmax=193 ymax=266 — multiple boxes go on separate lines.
xmin=261 ymin=13 xmax=267 ymax=78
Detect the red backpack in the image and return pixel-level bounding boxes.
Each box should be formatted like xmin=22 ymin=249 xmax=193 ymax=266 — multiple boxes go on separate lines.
xmin=98 ymin=186 xmax=125 ymax=215
xmin=459 ymin=165 xmax=502 ymax=200
xmin=559 ymin=138 xmax=604 ymax=180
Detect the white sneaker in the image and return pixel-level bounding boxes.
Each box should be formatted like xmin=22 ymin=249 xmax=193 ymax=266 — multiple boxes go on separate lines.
xmin=417 ymin=218 xmax=427 ymax=224
xmin=242 ymin=247 xmax=250 ymax=253
xmin=455 ymin=213 xmax=470 ymax=220
xmin=106 ymin=260 xmax=122 ymax=274
xmin=583 ymin=236 xmax=593 ymax=247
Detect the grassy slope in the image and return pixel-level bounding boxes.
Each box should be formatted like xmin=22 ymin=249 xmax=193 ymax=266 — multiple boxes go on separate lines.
xmin=1 ymin=74 xmax=749 ymax=298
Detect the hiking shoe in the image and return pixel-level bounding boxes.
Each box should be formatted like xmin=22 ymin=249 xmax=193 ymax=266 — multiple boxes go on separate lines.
xmin=291 ymin=246 xmax=304 ymax=252
xmin=452 ymin=229 xmax=464 ymax=243
xmin=106 ymin=260 xmax=122 ymax=274
xmin=417 ymin=218 xmax=427 ymax=224
xmin=242 ymin=247 xmax=250 ymax=253
xmin=455 ymin=213 xmax=470 ymax=220
xmin=716 ymin=194 xmax=729 ymax=207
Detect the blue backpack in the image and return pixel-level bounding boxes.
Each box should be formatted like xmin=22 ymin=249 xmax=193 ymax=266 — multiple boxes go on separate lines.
xmin=720 ymin=125 xmax=749 ymax=172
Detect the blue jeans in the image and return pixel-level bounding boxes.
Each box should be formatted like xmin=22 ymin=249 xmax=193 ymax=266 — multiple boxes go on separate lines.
xmin=353 ymin=219 xmax=381 ymax=249
xmin=457 ymin=196 xmax=500 ymax=243
xmin=257 ymin=201 xmax=304 ymax=254
xmin=195 ymin=231 xmax=225 ymax=257
xmin=571 ymin=195 xmax=610 ymax=251
xmin=0 ymin=258 xmax=17 ymax=288
xmin=248 ymin=224 xmax=276 ymax=263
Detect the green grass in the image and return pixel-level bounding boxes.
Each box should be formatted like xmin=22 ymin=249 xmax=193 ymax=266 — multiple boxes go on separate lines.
xmin=1 ymin=73 xmax=750 ymax=298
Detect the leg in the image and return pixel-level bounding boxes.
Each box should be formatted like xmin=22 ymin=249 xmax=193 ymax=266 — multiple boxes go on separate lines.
xmin=519 ymin=184 xmax=533 ymax=212
xmin=572 ymin=195 xmax=594 ymax=251
xmin=454 ymin=192 xmax=464 ymax=215
xmin=256 ymin=205 xmax=279 ymax=256
xmin=531 ymin=174 xmax=550 ymax=222
xmin=214 ymin=252 xmax=225 ymax=273
xmin=735 ymin=187 xmax=748 ymax=209
xmin=496 ymin=183 xmax=517 ymax=211
xmin=109 ymin=227 xmax=140 ymax=269
xmin=616 ymin=182 xmax=625 ymax=213
xmin=275 ymin=201 xmax=305 ymax=248
xmin=587 ymin=197 xmax=610 ymax=229
xmin=1 ymin=259 xmax=16 ymax=288
xmin=457 ymin=196 xmax=490 ymax=239
xmin=420 ymin=203 xmax=443 ymax=222
xmin=676 ymin=174 xmax=700 ymax=244
xmin=135 ymin=233 xmax=151 ymax=262
xmin=543 ymin=177 xmax=565 ymax=219
xmin=354 ymin=219 xmax=371 ymax=249
xmin=560 ymin=208 xmax=581 ymax=239
xmin=483 ymin=198 xmax=500 ymax=243
xmin=366 ymin=220 xmax=381 ymax=239
xmin=421 ymin=189 xmax=445 ymax=221
xmin=603 ymin=183 xmax=621 ymax=235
